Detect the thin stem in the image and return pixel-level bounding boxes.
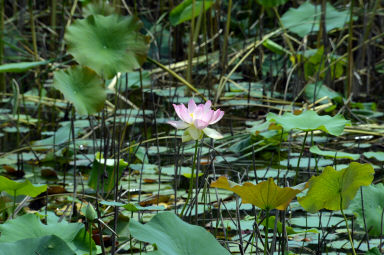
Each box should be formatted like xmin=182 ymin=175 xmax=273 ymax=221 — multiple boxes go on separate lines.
xmin=179 ymin=140 xmax=199 ymax=217
xmin=264 ymin=209 xmax=270 ymax=255
xmin=295 ymin=131 xmax=308 ymax=184
xmin=340 ymin=195 xmax=356 ymax=255
xmin=89 ymin=223 xmax=93 ymax=255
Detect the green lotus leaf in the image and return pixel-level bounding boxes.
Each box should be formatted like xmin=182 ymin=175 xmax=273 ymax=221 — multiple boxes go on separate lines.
xmin=0 ymin=176 xmax=46 ymax=197
xmin=83 ymin=0 xmax=117 ymax=16
xmin=0 ymin=213 xmax=96 ymax=254
xmin=257 ymin=0 xmax=288 ymax=8
xmin=53 ymin=66 xmax=106 ymax=115
xmin=129 ymin=212 xmax=231 ymax=255
xmin=65 ymin=14 xmax=149 ymax=78
xmin=350 ymin=183 xmax=384 ymax=236
xmin=88 ymin=152 xmax=128 ymax=193
xmin=310 ymin=145 xmax=360 ymax=160
xmin=0 ymin=235 xmax=75 ymax=255
xmin=281 ymin=1 xmax=351 ymax=37
xmin=266 ymin=110 xmax=350 ymax=136
xmin=305 ymin=82 xmax=342 ymax=104
xmin=170 ymin=0 xmax=214 ymax=26
xmin=298 ymin=162 xmax=374 ymax=213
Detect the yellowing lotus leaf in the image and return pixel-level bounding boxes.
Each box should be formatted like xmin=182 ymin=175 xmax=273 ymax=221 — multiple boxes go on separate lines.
xmin=211 ymin=176 xmax=302 ymax=210
xmin=298 ymin=162 xmax=374 ymax=213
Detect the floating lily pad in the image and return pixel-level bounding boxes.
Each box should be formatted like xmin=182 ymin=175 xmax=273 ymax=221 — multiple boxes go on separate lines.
xmin=129 ymin=212 xmax=231 ymax=255
xmin=363 ymin=151 xmax=384 ymax=162
xmin=310 ymin=145 xmax=360 ymax=160
xmin=267 ymin=110 xmax=350 ymax=136
xmin=65 ymin=14 xmax=149 ymax=78
xmin=298 ymin=162 xmax=374 ymax=213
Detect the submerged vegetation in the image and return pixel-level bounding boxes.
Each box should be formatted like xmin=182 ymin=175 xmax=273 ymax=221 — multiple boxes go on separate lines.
xmin=0 ymin=0 xmax=384 ymax=254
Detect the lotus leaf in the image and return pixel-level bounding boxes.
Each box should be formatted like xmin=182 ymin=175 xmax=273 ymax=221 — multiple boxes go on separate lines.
xmin=65 ymin=14 xmax=149 ymax=78
xmin=211 ymin=176 xmax=302 ymax=210
xmin=281 ymin=1 xmax=351 ymax=37
xmin=170 ymin=0 xmax=214 ymax=26
xmin=0 ymin=213 xmax=95 ymax=254
xmin=267 ymin=110 xmax=350 ymax=136
xmin=53 ymin=66 xmax=106 ymax=115
xmin=298 ymin=162 xmax=374 ymax=213
xmin=0 ymin=176 xmax=46 ymax=197
xmin=310 ymin=145 xmax=360 ymax=160
xmin=129 ymin=212 xmax=231 ymax=255
xmin=350 ymin=183 xmax=384 ymax=236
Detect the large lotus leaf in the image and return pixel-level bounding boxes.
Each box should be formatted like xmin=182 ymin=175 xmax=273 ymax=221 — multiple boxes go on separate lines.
xmin=266 ymin=110 xmax=350 ymax=136
xmin=298 ymin=162 xmax=374 ymax=213
xmin=65 ymin=14 xmax=149 ymax=78
xmin=281 ymin=1 xmax=350 ymax=37
xmin=363 ymin=151 xmax=384 ymax=162
xmin=0 ymin=176 xmax=46 ymax=197
xmin=129 ymin=212 xmax=230 ymax=255
xmin=170 ymin=0 xmax=214 ymax=26
xmin=350 ymin=183 xmax=384 ymax=236
xmin=257 ymin=0 xmax=288 ymax=8
xmin=0 ymin=213 xmax=95 ymax=254
xmin=53 ymin=66 xmax=106 ymax=115
xmin=0 ymin=235 xmax=75 ymax=255
xmin=211 ymin=176 xmax=302 ymax=210
xmin=310 ymin=145 xmax=360 ymax=160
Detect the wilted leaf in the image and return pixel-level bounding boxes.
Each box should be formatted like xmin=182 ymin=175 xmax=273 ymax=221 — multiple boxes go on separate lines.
xmin=65 ymin=14 xmax=149 ymax=78
xmin=53 ymin=66 xmax=106 ymax=115
xmin=211 ymin=176 xmax=302 ymax=210
xmin=267 ymin=110 xmax=350 ymax=136
xmin=298 ymin=162 xmax=374 ymax=213
xmin=129 ymin=212 xmax=231 ymax=255
xmin=0 ymin=176 xmax=47 ymax=197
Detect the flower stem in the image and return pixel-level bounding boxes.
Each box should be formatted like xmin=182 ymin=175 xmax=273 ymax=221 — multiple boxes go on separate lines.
xmin=295 ymin=131 xmax=308 ymax=184
xmin=340 ymin=195 xmax=356 ymax=255
xmin=179 ymin=140 xmax=199 ymax=217
xmin=264 ymin=209 xmax=270 ymax=255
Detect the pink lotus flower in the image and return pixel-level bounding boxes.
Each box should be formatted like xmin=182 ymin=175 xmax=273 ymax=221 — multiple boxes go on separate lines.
xmin=168 ymin=99 xmax=224 ymax=142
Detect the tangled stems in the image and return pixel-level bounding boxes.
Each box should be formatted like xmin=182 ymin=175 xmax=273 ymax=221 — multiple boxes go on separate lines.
xmin=179 ymin=140 xmax=199 ymax=218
